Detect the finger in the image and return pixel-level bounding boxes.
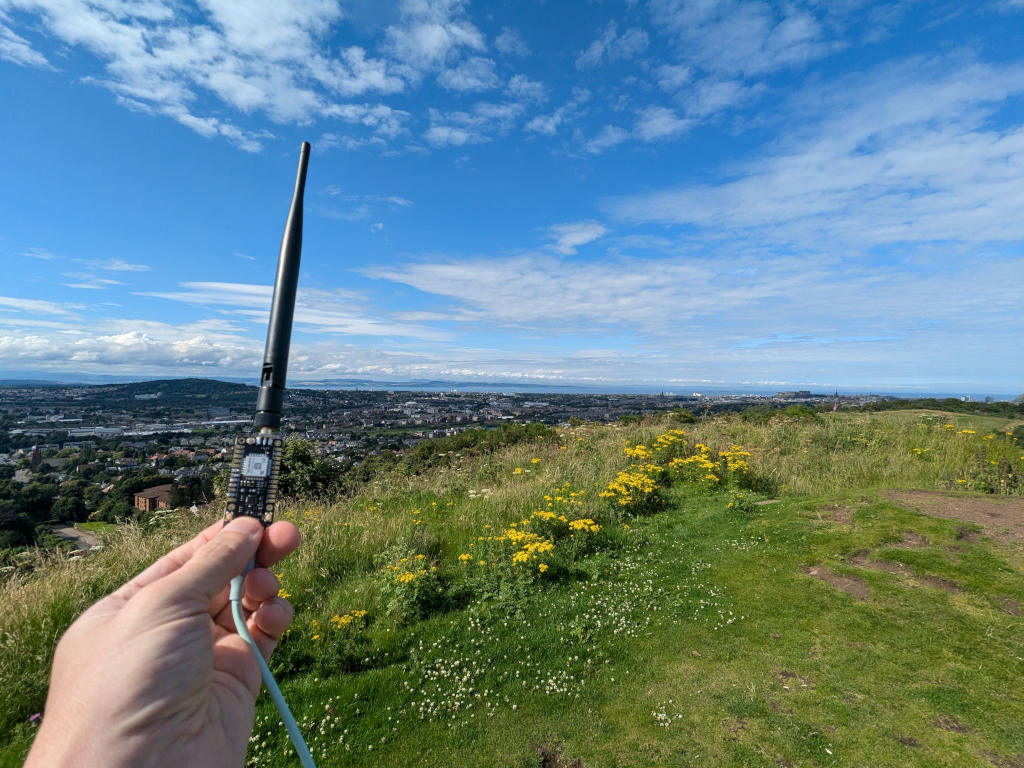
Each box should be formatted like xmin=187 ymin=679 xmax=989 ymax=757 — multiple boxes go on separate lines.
xmin=209 ymin=568 xmax=279 ymax=632
xmin=110 ymin=519 xmax=224 ymax=603
xmin=256 ymin=521 xmax=301 ymax=568
xmin=212 ymin=597 xmax=293 ymax=679
xmin=207 ymin=528 xmax=290 ymax=619
xmin=156 ymin=517 xmax=264 ymax=609
xmin=248 ymin=597 xmax=294 ymax=660
xmin=242 ymin=568 xmax=281 ymax=612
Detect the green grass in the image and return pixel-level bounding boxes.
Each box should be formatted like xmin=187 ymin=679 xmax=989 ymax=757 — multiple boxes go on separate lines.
xmin=2 ymin=411 xmax=1022 ymax=767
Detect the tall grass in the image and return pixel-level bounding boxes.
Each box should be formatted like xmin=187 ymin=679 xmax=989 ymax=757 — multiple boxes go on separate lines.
xmin=1 ymin=409 xmax=1021 ymax=763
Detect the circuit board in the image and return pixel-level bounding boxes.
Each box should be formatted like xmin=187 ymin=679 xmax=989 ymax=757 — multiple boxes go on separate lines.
xmin=224 ymin=434 xmax=283 ymax=525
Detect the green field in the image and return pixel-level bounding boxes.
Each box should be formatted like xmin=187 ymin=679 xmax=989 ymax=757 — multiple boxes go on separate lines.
xmin=2 ymin=411 xmax=1022 ymax=767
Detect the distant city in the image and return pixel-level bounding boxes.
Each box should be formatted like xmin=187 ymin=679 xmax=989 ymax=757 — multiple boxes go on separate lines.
xmin=1 ymin=377 xmax=1019 ymax=558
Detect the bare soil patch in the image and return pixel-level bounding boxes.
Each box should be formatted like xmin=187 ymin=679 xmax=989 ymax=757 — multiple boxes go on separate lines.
xmin=918 ymin=574 xmax=962 ymax=594
xmin=537 ymin=743 xmax=585 ymax=768
xmin=850 ymin=551 xmax=910 ymax=576
xmin=849 ymin=552 xmax=963 ymax=593
xmin=999 ymin=598 xmax=1020 ymax=616
xmin=722 ymin=716 xmax=747 ymax=738
xmin=897 ymin=735 xmax=922 ymax=748
xmin=817 ymin=503 xmax=854 ymax=523
xmin=803 ymin=566 xmax=869 ymax=599
xmin=982 ymin=751 xmax=1024 ymax=768
xmin=897 ymin=531 xmax=929 ymax=548
xmin=883 ymin=491 xmax=1024 ymax=545
xmin=935 ymin=715 xmax=970 ymax=734
xmin=957 ymin=526 xmax=980 ymax=542
xmin=775 ymin=670 xmax=814 ymax=688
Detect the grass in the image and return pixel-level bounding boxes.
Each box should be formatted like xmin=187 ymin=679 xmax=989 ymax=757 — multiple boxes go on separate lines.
xmin=76 ymin=521 xmax=117 ymax=535
xmin=1 ymin=410 xmax=1022 ymax=767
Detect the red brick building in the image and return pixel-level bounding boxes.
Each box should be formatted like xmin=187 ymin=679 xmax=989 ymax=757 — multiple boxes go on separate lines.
xmin=134 ymin=484 xmax=172 ymax=512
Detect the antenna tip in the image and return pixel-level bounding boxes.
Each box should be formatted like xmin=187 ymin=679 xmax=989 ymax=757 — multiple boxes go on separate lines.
xmin=300 ymin=141 xmax=310 ymax=154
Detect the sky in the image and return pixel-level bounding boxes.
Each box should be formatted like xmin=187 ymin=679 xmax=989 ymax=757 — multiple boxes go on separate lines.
xmin=1 ymin=0 xmax=1022 ymax=396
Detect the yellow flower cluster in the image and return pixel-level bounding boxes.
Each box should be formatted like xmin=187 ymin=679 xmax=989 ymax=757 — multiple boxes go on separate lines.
xmin=600 ymin=468 xmax=660 ymax=506
xmin=568 ymin=518 xmax=601 ymax=533
xmin=329 ymin=609 xmax=367 ymax=629
xmin=719 ymin=445 xmax=751 ymax=473
xmin=387 ymin=553 xmax=437 ymax=584
xmin=652 ymin=429 xmax=687 ymax=454
xmin=509 ymin=531 xmax=556 ymax=564
xmin=669 ymin=442 xmax=719 ymax=485
xmin=624 ymin=443 xmax=653 ymax=460
xmin=543 ymin=482 xmax=587 ymax=513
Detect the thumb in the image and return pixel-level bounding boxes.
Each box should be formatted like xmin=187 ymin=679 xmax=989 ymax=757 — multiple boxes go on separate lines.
xmin=159 ymin=517 xmax=264 ymax=608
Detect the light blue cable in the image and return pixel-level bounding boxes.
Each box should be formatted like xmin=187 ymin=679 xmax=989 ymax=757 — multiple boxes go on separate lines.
xmin=230 ymin=573 xmax=318 ymax=768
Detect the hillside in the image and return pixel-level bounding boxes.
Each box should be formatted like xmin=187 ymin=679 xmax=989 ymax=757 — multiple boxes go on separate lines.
xmin=1 ymin=410 xmax=1022 ymax=767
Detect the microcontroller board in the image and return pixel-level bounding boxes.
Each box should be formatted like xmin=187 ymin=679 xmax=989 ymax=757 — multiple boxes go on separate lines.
xmin=224 ymin=434 xmax=283 ymax=525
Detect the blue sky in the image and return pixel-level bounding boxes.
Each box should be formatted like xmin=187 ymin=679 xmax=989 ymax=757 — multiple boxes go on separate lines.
xmin=1 ymin=0 xmax=1022 ymax=394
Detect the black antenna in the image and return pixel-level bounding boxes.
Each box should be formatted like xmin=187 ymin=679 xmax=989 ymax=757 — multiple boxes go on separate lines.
xmin=254 ymin=142 xmax=310 ymax=429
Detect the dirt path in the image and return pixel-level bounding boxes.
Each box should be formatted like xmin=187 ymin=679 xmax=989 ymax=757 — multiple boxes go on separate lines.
xmin=49 ymin=524 xmax=102 ymax=550
xmin=883 ymin=490 xmax=1024 ymax=545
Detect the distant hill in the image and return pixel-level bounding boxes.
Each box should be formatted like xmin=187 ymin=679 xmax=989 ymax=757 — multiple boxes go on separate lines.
xmin=1015 ymin=393 xmax=1024 ymax=405
xmin=79 ymin=378 xmax=257 ymax=409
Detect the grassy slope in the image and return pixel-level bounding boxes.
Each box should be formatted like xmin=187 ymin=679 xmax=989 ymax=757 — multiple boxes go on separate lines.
xmin=1 ymin=411 xmax=1022 ymax=767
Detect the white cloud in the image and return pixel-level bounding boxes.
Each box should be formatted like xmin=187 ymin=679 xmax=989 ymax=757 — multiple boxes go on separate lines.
xmin=3 ymin=0 xmax=408 ymax=151
xmin=547 ymin=221 xmax=608 ymax=254
xmin=650 ymin=0 xmax=832 ymax=77
xmin=360 ymin=251 xmax=1023 ymax=389
xmin=61 ymin=272 xmax=125 ymax=290
xmin=425 ymin=101 xmax=523 ymax=146
xmin=320 ymin=102 xmax=410 ymax=139
xmin=23 ymin=247 xmax=57 ymax=260
xmin=524 ymin=88 xmax=590 ymax=135
xmin=684 ymin=77 xmax=765 ymax=118
xmin=584 ymin=125 xmax=629 ymax=154
xmin=608 ymin=59 xmax=1024 ymax=249
xmin=654 ymin=63 xmax=691 ymax=91
xmin=0 ymin=295 xmax=81 ymax=316
xmin=317 ymin=194 xmax=411 ymax=219
xmin=136 ymin=281 xmax=449 ymax=341
xmin=494 ymin=26 xmax=529 ymax=57
xmin=437 ymin=55 xmax=498 ymax=91
xmin=575 ymin=22 xmax=649 ymax=69
xmin=99 ymin=258 xmax=151 ymax=271
xmin=633 ymin=106 xmax=692 ymax=141
xmin=383 ymin=0 xmax=485 ymax=73
xmin=504 ymin=74 xmax=546 ymax=103
xmin=0 ymin=15 xmax=51 ymax=67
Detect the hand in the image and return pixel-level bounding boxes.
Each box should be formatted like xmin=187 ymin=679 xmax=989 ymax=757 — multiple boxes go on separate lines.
xmin=25 ymin=516 xmax=300 ymax=768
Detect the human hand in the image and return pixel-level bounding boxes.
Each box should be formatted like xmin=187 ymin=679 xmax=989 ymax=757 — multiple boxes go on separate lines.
xmin=24 ymin=516 xmax=300 ymax=768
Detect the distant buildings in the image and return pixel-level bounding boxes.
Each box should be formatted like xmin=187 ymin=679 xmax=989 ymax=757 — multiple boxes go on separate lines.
xmin=134 ymin=484 xmax=172 ymax=512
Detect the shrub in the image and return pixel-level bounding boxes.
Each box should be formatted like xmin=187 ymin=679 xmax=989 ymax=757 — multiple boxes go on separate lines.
xmin=375 ymin=545 xmax=445 ymax=623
